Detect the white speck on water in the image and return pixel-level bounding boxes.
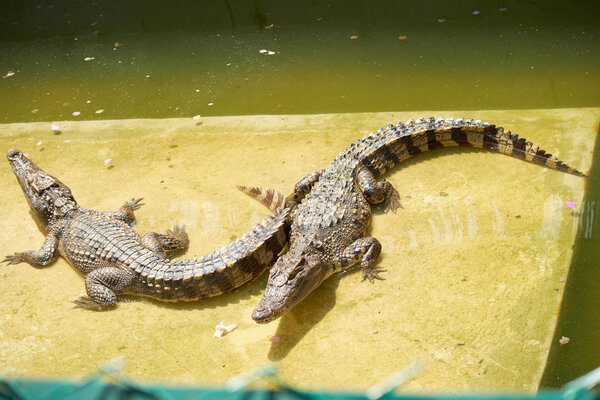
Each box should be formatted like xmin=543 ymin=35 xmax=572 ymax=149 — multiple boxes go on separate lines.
xmin=438 ymin=18 xmax=446 ymax=23
xmin=472 ymin=10 xmax=480 ymax=15
xmin=36 ymin=141 xmax=42 ymax=146
xmin=104 ymin=158 xmax=112 ymax=165
xmin=195 ymin=89 xmax=200 ymax=92
xmin=499 ymin=7 xmax=507 ymax=12
xmin=145 ymin=75 xmax=150 ymax=78
xmin=51 ymin=124 xmax=60 ymax=130
xmin=84 ymin=57 xmax=95 ymax=61
xmin=267 ymin=51 xmax=276 ymax=55
xmin=72 ymin=111 xmax=81 ymax=116
xmin=259 ymin=49 xmax=267 ymax=53
xmin=86 ymin=100 xmax=91 ymax=103
xmin=226 ymin=63 xmax=231 ymax=66
xmin=95 ymin=109 xmax=104 ymax=114
xmin=208 ymin=102 xmax=214 ymax=106
xmin=193 ymin=115 xmax=201 ymax=119
xmin=24 ymin=153 xmax=30 ymax=157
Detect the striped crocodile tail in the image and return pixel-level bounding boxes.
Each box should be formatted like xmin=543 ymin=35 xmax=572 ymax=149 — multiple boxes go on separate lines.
xmin=237 ymin=186 xmax=287 ymax=211
xmin=360 ymin=117 xmax=587 ymax=178
xmin=142 ymin=190 xmax=289 ymax=301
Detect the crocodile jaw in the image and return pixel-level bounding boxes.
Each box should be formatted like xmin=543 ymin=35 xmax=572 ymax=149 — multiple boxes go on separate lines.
xmin=252 ymin=248 xmax=329 ymax=323
xmin=7 ymin=148 xmax=78 ymax=228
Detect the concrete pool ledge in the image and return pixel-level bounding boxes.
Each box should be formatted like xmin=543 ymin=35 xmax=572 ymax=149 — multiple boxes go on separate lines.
xmin=0 ymin=108 xmax=597 ymax=392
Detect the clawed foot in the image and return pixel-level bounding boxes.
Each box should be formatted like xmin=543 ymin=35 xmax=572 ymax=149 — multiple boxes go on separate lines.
xmin=166 ymin=225 xmax=189 ymax=249
xmin=126 ymin=198 xmax=144 ymax=211
xmin=383 ymin=188 xmax=402 ymax=213
xmin=73 ymin=296 xmax=114 ymax=311
xmin=361 ymin=266 xmax=387 ymax=283
xmin=2 ymin=253 xmax=24 ymax=265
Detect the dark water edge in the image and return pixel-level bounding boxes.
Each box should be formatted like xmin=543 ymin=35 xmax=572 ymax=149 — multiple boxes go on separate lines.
xmin=1 ymin=0 xmax=599 ymax=123
xmin=540 ymin=124 xmax=600 ymax=389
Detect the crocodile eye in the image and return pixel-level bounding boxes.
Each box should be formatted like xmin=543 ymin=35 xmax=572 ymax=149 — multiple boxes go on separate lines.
xmin=287 ymin=258 xmax=306 ymax=280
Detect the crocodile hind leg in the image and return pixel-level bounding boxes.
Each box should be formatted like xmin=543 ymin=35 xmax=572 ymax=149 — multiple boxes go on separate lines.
xmin=141 ymin=225 xmax=189 ymax=258
xmin=340 ymin=237 xmax=385 ymax=282
xmin=357 ymin=168 xmax=401 ymax=213
xmin=73 ymin=266 xmax=135 ymax=310
xmin=289 ymin=169 xmax=325 ymax=205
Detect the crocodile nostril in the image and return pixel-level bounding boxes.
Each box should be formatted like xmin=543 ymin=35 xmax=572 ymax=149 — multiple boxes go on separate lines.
xmin=7 ymin=148 xmax=21 ymax=160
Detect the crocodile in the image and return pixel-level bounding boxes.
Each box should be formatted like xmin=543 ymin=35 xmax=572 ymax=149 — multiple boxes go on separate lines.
xmin=250 ymin=117 xmax=586 ymax=323
xmin=3 ymin=148 xmax=289 ymax=310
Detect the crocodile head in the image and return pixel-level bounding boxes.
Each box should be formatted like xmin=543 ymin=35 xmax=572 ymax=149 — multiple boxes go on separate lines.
xmin=7 ymin=149 xmax=78 ymax=229
xmin=252 ymin=242 xmax=330 ymax=323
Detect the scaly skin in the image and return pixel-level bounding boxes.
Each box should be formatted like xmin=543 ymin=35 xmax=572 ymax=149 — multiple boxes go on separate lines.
xmin=251 ymin=117 xmax=586 ymax=323
xmin=3 ymin=149 xmax=289 ymax=310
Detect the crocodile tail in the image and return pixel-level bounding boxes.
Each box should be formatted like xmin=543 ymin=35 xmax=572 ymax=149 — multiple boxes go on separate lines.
xmin=140 ymin=202 xmax=290 ymax=302
xmin=360 ymin=117 xmax=586 ymax=178
xmin=237 ymin=185 xmax=286 ymax=211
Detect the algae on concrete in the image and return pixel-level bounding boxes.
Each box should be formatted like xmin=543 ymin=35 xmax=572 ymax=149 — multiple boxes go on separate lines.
xmin=0 ymin=109 xmax=596 ymax=392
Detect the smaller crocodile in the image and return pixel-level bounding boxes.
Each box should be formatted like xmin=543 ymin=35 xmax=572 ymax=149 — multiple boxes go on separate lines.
xmin=3 ymin=149 xmax=288 ymax=310
xmin=249 ymin=117 xmax=586 ymax=323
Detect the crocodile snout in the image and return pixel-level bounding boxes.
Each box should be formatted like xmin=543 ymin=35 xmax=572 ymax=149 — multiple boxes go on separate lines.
xmin=7 ymin=148 xmax=21 ymax=161
xmin=252 ymin=305 xmax=274 ymax=323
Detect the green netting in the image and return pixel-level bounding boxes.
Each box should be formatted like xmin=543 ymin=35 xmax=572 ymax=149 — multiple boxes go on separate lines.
xmin=2 ymin=365 xmax=599 ymax=400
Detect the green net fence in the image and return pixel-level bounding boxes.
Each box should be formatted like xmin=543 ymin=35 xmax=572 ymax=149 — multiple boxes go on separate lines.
xmin=2 ymin=364 xmax=598 ymax=400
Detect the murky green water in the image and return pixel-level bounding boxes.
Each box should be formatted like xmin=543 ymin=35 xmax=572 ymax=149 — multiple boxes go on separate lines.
xmin=1 ymin=1 xmax=599 ymax=122
xmin=1 ymin=0 xmax=599 ymax=394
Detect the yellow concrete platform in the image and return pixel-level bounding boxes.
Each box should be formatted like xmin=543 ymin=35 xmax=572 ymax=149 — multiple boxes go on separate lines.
xmin=0 ymin=109 xmax=596 ymax=392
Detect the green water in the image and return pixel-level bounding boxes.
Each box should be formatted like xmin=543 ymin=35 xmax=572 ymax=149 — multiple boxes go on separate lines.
xmin=1 ymin=0 xmax=599 ymax=393
xmin=1 ymin=1 xmax=599 ymax=122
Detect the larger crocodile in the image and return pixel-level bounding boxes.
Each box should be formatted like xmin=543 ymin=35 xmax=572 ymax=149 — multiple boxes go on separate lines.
xmin=3 ymin=149 xmax=288 ymax=310
xmin=251 ymin=117 xmax=586 ymax=323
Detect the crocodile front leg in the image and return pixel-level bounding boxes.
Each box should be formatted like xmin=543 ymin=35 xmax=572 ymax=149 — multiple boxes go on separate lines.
xmin=357 ymin=168 xmax=401 ymax=212
xmin=82 ymin=198 xmax=144 ymax=224
xmin=2 ymin=223 xmax=63 ymax=266
xmin=340 ymin=237 xmax=386 ymax=283
xmin=141 ymin=225 xmax=189 ymax=258
xmin=73 ymin=265 xmax=135 ymax=310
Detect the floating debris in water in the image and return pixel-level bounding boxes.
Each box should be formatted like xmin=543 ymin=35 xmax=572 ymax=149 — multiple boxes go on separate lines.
xmin=31 ymin=109 xmax=39 ymax=113
xmin=457 ymin=340 xmax=465 ymax=346
xmin=499 ymin=7 xmax=507 ymax=12
xmin=114 ymin=41 xmax=121 ymax=47
xmin=350 ymin=35 xmax=359 ymax=40
xmin=265 ymin=24 xmax=274 ymax=30
xmin=36 ymin=141 xmax=42 ymax=146
xmin=276 ymin=104 xmax=284 ymax=108
xmin=95 ymin=109 xmax=104 ymax=114
xmin=437 ymin=18 xmax=446 ymax=23
xmin=193 ymin=115 xmax=201 ymax=119
xmin=398 ymin=35 xmax=407 ymax=40
xmin=24 ymin=153 xmax=30 ymax=157
xmin=214 ymin=322 xmax=237 ymax=338
xmin=270 ymin=336 xmax=280 ymax=342
xmin=3 ymin=70 xmax=15 ymax=79
xmin=84 ymin=57 xmax=95 ymax=61
xmin=267 ymin=51 xmax=276 ymax=55
xmin=72 ymin=111 xmax=81 ymax=116
xmin=566 ymin=201 xmax=576 ymax=208
xmin=259 ymin=49 xmax=268 ymax=53
xmin=208 ymin=102 xmax=214 ymax=106
xmin=472 ymin=10 xmax=480 ymax=15
xmin=559 ymin=336 xmax=570 ymax=345
xmin=51 ymin=124 xmax=60 ymax=131
xmin=104 ymin=158 xmax=112 ymax=165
